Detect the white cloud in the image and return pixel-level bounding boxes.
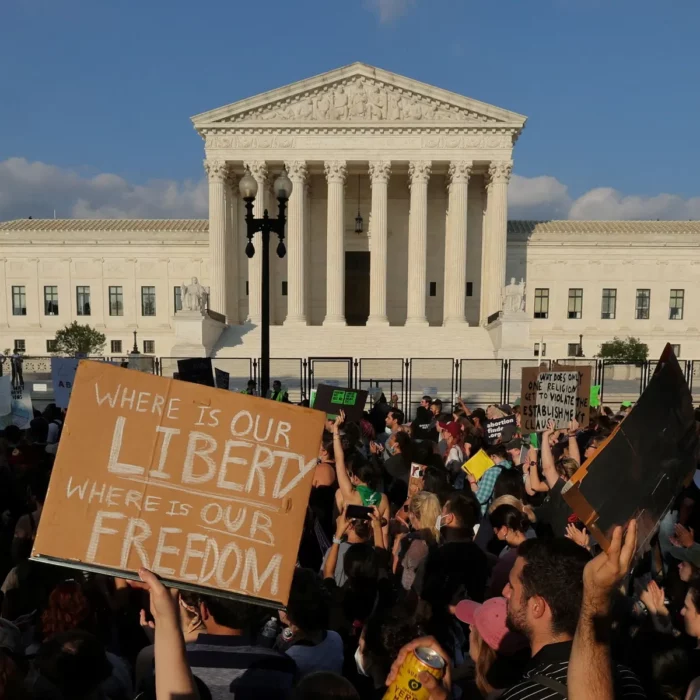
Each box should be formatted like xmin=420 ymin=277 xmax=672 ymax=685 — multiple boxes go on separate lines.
xmin=366 ymin=0 xmax=414 ymax=22
xmin=1 ymin=157 xmax=699 ymax=224
xmin=0 ymin=157 xmax=208 ymax=221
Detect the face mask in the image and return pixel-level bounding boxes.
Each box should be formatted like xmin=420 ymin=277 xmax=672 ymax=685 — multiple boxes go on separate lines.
xmin=435 ymin=515 xmax=444 ymax=531
xmin=354 ymin=646 xmax=371 ymax=677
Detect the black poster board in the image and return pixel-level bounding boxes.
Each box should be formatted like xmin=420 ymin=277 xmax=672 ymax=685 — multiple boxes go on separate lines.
xmin=215 ymin=368 xmax=230 ymax=390
xmin=562 ymin=345 xmax=697 ymax=554
xmin=177 ymin=358 xmax=215 ymax=387
xmin=484 ymin=415 xmax=517 ymax=444
xmin=313 ymin=384 xmax=368 ymax=423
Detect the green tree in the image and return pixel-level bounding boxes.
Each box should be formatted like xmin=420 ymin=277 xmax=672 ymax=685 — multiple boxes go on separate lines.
xmin=597 ymin=336 xmax=649 ymax=362
xmin=53 ymin=322 xmax=106 ymax=356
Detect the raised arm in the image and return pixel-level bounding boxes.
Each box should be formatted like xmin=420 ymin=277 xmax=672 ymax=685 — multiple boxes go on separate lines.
xmin=568 ymin=419 xmax=582 ymax=465
xmin=332 ymin=411 xmax=354 ymax=502
xmin=541 ymin=420 xmax=560 ymax=489
xmin=524 ymin=447 xmax=549 ymax=494
xmin=323 ymin=508 xmax=351 ymax=580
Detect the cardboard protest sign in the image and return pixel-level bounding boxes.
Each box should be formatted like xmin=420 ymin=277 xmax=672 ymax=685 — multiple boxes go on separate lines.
xmin=51 ymin=357 xmax=80 ymax=408
xmin=215 ymin=368 xmax=230 ymax=391
xmin=520 ymin=368 xmax=579 ymax=432
xmin=461 ymin=450 xmax=495 ymax=481
xmin=552 ymin=363 xmax=592 ymax=428
xmin=313 ymin=384 xmax=368 ymax=423
xmin=177 ymin=358 xmax=214 ymax=387
xmin=32 ymin=362 xmax=325 ymax=608
xmin=484 ymin=415 xmax=517 ymax=444
xmin=562 ymin=345 xmax=697 ymax=555
xmin=408 ymin=463 xmax=425 ymax=498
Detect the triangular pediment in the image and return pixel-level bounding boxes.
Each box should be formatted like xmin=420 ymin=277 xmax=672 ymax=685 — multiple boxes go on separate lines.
xmin=192 ymin=63 xmax=527 ymax=130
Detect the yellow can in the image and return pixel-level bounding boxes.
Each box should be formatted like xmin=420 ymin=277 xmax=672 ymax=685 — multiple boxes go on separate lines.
xmin=383 ymin=646 xmax=446 ymax=700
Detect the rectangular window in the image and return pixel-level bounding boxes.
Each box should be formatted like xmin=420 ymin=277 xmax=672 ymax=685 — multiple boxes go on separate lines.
xmin=14 ymin=340 xmax=25 ymax=352
xmin=282 ymin=281 xmax=288 ymax=296
xmin=534 ymin=288 xmax=549 ymax=319
xmin=44 ymin=285 xmax=59 ymax=315
xmin=567 ymin=289 xmax=583 ymax=319
xmin=429 ymin=282 xmax=437 ymax=297
xmin=669 ymin=289 xmax=684 ymax=320
xmin=466 ymin=282 xmax=473 ymax=297
xmin=635 ymin=289 xmax=650 ymax=320
xmin=534 ymin=342 xmax=547 ymax=357
xmin=11 ymin=286 xmax=26 ymax=316
xmin=568 ymin=342 xmax=581 ymax=357
xmin=76 ymin=286 xmax=91 ymax=316
xmin=109 ymin=286 xmax=124 ymax=316
xmin=174 ymin=286 xmax=182 ymax=312
xmin=46 ymin=339 xmax=57 ymax=352
xmin=671 ymin=344 xmax=681 ymax=358
xmin=143 ymin=340 xmax=155 ymax=354
xmin=141 ymin=286 xmax=156 ymax=316
xmin=601 ymin=288 xmax=617 ymax=320
xmin=110 ymin=340 xmax=122 ymax=354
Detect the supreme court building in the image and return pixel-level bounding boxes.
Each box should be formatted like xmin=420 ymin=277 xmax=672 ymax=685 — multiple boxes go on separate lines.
xmin=2 ymin=63 xmax=700 ymax=364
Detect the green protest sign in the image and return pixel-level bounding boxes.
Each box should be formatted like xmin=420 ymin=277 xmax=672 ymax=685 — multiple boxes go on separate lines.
xmin=590 ymin=385 xmax=601 ymax=408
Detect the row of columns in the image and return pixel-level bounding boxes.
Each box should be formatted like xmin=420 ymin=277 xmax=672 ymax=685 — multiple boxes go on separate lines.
xmin=205 ymin=157 xmax=512 ymax=327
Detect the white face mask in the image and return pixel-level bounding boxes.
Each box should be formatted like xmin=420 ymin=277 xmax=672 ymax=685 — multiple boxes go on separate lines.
xmin=354 ymin=646 xmax=370 ymax=677
xmin=435 ymin=515 xmax=444 ymax=531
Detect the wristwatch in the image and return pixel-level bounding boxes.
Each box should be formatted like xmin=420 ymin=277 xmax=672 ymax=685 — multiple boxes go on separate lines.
xmin=332 ymin=536 xmax=343 ymax=545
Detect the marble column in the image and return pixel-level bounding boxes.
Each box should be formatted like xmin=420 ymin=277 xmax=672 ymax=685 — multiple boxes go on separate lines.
xmin=224 ymin=169 xmax=238 ymax=324
xmin=367 ymin=161 xmax=391 ymax=325
xmin=406 ymin=161 xmax=432 ymax=325
xmin=443 ymin=161 xmax=472 ymax=326
xmin=244 ymin=161 xmax=267 ymax=324
xmin=204 ymin=158 xmax=228 ymax=317
xmin=323 ymin=161 xmax=347 ymax=326
xmin=482 ymin=161 xmax=512 ymax=323
xmin=284 ymin=160 xmax=308 ymax=326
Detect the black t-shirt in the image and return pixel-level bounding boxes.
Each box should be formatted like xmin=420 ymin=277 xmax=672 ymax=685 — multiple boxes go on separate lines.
xmin=534 ymin=479 xmax=574 ymax=538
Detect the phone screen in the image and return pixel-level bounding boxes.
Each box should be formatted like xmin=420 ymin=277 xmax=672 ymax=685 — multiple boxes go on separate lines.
xmin=346 ymin=505 xmax=373 ymax=520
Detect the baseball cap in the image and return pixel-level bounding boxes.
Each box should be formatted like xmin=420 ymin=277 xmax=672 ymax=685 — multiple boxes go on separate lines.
xmin=455 ymin=597 xmax=528 ymax=655
xmin=438 ymin=421 xmax=462 ymax=440
xmin=670 ymin=545 xmax=700 ymax=568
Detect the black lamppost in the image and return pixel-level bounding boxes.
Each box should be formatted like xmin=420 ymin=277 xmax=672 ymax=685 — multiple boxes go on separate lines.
xmin=577 ymin=333 xmax=584 ymax=358
xmin=239 ymin=168 xmax=292 ymax=399
xmin=131 ymin=330 xmax=140 ymax=355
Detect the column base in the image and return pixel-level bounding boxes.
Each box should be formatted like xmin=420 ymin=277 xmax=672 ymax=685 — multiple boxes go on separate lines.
xmin=283 ymin=316 xmax=308 ymax=327
xmin=443 ymin=317 xmax=468 ymax=327
xmin=247 ymin=314 xmax=262 ymax=325
xmin=323 ymin=315 xmax=347 ymax=327
xmin=405 ymin=317 xmax=429 ymax=327
xmin=366 ymin=315 xmax=389 ymax=327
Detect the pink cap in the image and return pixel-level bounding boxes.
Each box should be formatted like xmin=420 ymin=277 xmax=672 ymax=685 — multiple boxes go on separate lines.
xmin=455 ymin=597 xmax=528 ymax=655
xmin=438 ymin=421 xmax=462 ymax=439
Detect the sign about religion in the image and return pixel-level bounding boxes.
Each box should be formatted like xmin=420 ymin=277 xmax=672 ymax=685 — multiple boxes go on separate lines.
xmin=562 ymin=345 xmax=697 ymax=555
xmin=31 ymin=362 xmax=326 ymax=608
xmin=51 ymin=357 xmax=80 ymax=409
xmin=552 ymin=363 xmax=592 ymax=429
xmin=520 ymin=369 xmax=579 ymax=432
xmin=177 ymin=358 xmax=215 ymax=387
xmin=484 ymin=415 xmax=517 ymax=444
xmin=313 ymin=384 xmax=368 ymax=423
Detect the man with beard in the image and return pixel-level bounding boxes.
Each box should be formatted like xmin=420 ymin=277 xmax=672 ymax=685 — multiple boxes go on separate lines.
xmin=501 ymin=538 xmax=646 ymax=700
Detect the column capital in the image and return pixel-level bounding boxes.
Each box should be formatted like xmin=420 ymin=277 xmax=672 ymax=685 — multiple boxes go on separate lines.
xmin=488 ymin=160 xmax=513 ymax=185
xmin=324 ymin=160 xmax=347 ymax=184
xmin=203 ymin=159 xmax=227 ymax=183
xmin=285 ymin=160 xmax=308 ymax=183
xmin=244 ymin=160 xmax=268 ymax=183
xmin=408 ymin=160 xmax=432 ymax=186
xmin=368 ymin=160 xmax=391 ymax=185
xmin=448 ymin=160 xmax=473 ymax=186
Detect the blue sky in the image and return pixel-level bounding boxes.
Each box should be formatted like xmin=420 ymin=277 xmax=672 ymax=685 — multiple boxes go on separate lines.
xmin=1 ymin=0 xmax=699 ymax=220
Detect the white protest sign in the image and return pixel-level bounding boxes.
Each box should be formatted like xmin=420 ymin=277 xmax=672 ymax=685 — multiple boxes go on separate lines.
xmin=51 ymin=358 xmax=80 ymax=409
xmin=534 ymin=371 xmax=579 ymax=431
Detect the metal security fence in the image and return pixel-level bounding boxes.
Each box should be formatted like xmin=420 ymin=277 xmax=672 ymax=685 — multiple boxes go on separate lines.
xmin=11 ymin=354 xmax=700 ymax=419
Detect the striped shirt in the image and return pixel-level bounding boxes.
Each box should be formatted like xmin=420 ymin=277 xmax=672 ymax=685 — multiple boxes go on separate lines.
xmin=502 ymin=641 xmax=647 ymax=700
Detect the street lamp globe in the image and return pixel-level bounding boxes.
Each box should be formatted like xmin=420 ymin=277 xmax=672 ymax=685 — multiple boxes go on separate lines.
xmin=273 ymin=170 xmax=293 ymax=200
xmin=239 ymin=170 xmax=258 ymax=200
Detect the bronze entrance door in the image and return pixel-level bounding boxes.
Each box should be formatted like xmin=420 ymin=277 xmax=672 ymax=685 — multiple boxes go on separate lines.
xmin=345 ymin=251 xmax=370 ymax=326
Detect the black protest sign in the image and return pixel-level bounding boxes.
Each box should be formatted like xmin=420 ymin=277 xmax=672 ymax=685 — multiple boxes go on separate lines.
xmin=177 ymin=358 xmax=214 ymax=387
xmin=484 ymin=415 xmax=517 ymax=444
xmin=215 ymin=368 xmax=230 ymax=390
xmin=313 ymin=384 xmax=368 ymax=423
xmin=562 ymin=344 xmax=697 ymax=555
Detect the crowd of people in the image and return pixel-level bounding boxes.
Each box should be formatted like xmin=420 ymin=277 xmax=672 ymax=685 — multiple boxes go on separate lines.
xmin=0 ymin=385 xmax=699 ymax=700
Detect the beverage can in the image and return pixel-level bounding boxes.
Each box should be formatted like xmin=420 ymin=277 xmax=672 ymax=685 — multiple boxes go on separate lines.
xmin=383 ymin=646 xmax=446 ymax=700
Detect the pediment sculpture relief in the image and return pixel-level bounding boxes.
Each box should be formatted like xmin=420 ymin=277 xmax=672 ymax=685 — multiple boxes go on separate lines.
xmin=224 ymin=77 xmax=498 ymax=124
